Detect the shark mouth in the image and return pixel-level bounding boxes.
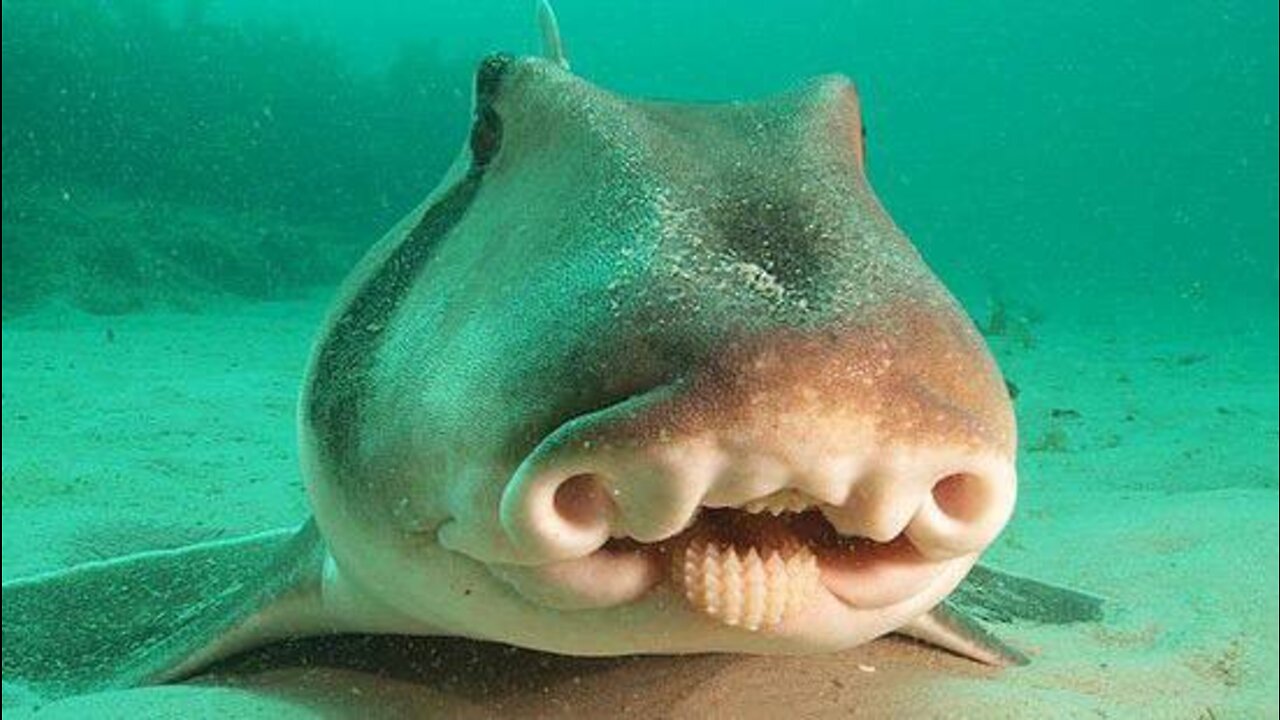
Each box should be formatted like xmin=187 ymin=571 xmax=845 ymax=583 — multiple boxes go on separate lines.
xmin=490 ymin=488 xmax=949 ymax=628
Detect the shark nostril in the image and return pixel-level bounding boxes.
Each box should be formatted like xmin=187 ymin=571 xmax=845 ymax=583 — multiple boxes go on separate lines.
xmin=553 ymin=473 xmax=612 ymax=528
xmin=501 ymin=464 xmax=618 ymax=563
xmin=931 ymin=473 xmax=989 ymax=524
xmin=907 ymin=460 xmax=1015 ymax=561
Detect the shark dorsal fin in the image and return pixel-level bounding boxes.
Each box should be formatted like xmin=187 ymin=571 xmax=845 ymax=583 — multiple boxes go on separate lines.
xmin=537 ymin=0 xmax=569 ymax=70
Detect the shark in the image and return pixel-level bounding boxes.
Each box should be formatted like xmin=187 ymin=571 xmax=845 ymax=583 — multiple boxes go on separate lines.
xmin=1 ymin=2 xmax=1101 ymax=707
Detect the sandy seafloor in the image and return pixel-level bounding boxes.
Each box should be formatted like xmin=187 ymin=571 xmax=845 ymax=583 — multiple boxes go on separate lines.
xmin=2 ymin=293 xmax=1276 ymax=719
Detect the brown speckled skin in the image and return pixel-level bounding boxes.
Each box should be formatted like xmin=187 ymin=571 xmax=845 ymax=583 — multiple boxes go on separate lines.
xmin=580 ymin=307 xmax=1015 ymax=459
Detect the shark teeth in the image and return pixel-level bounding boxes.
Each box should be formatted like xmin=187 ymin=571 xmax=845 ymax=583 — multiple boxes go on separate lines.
xmin=739 ymin=488 xmax=816 ymax=516
xmin=672 ymin=533 xmax=821 ymax=631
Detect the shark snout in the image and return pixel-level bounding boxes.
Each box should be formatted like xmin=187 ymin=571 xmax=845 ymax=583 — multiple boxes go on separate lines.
xmin=500 ymin=418 xmax=1015 ymax=568
xmin=499 ymin=319 xmax=1018 ymax=577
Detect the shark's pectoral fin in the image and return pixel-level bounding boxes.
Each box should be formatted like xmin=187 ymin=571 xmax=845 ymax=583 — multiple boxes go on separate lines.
xmin=897 ymin=563 xmax=1105 ymax=666
xmin=899 ymin=601 xmax=1029 ymax=666
xmin=1 ymin=520 xmax=327 ymax=705
xmin=949 ymin=563 xmax=1106 ymax=626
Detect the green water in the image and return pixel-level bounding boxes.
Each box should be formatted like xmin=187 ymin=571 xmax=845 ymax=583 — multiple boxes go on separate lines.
xmin=2 ymin=1 xmax=1277 ymax=716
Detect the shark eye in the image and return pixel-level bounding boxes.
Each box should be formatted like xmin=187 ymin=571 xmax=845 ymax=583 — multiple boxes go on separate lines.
xmin=469 ymin=53 xmax=512 ymax=170
xmin=470 ymin=106 xmax=503 ymax=169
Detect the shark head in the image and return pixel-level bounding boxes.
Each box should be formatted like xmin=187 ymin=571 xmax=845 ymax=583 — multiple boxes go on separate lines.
xmin=301 ymin=44 xmax=1016 ymax=656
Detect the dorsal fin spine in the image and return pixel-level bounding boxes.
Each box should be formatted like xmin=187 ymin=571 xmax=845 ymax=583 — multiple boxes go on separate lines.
xmin=537 ymin=0 xmax=569 ymax=70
